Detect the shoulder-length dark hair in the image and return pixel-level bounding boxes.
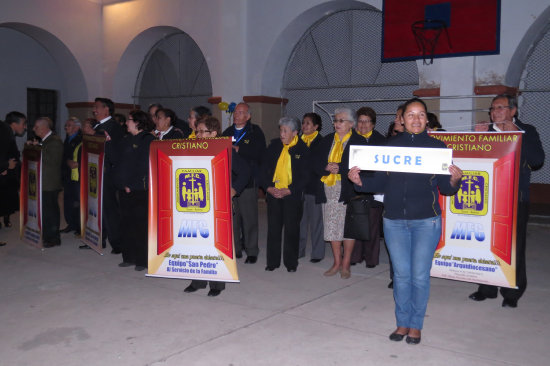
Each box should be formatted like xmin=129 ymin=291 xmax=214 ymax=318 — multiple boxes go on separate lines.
xmin=129 ymin=110 xmax=154 ymax=132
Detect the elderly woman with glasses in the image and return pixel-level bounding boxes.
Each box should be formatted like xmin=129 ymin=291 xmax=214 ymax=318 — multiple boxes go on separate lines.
xmin=313 ymin=108 xmax=367 ymax=279
xmin=260 ymin=116 xmax=310 ymax=272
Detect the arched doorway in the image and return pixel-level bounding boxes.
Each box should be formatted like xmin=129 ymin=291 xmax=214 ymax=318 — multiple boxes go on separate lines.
xmin=132 ymin=30 xmax=212 ymax=120
xmin=281 ymin=8 xmax=418 ymax=136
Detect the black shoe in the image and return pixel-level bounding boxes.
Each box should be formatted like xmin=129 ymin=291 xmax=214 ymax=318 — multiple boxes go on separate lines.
xmin=310 ymin=258 xmax=322 ymax=263
xmin=388 ymin=281 xmax=394 ymax=289
xmin=350 ymin=262 xmax=357 ymax=266
xmin=135 ymin=265 xmax=147 ymax=271
xmin=118 ymin=262 xmax=133 ymax=268
xmin=366 ymin=264 xmax=376 ymax=268
xmin=74 ymin=230 xmax=81 ymax=237
xmin=43 ymin=241 xmax=60 ymax=248
xmin=111 ymin=249 xmax=122 ymax=254
xmin=79 ymin=244 xmax=91 ymax=249
xmin=405 ymin=335 xmax=421 ymax=345
xmin=287 ymin=268 xmax=297 ymax=272
xmin=207 ymin=289 xmax=222 ymax=297
xmin=236 ymin=252 xmax=243 ymax=259
xmin=265 ymin=266 xmax=277 ymax=271
xmin=59 ymin=226 xmax=73 ymax=233
xmin=389 ymin=332 xmax=406 ymax=342
xmin=468 ymin=291 xmax=497 ymax=301
xmin=245 ymin=256 xmax=257 ymax=264
xmin=502 ymin=298 xmax=518 ymax=308
xmin=0 ymin=241 xmax=6 ymax=247
xmin=184 ymin=284 xmax=199 ymax=293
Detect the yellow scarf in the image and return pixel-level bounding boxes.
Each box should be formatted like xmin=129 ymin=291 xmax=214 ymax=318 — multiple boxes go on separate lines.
xmin=71 ymin=143 xmax=82 ymax=181
xmin=189 ymin=130 xmax=196 ymax=139
xmin=358 ymin=130 xmax=373 ymax=139
xmin=301 ymin=131 xmax=318 ymax=147
xmin=321 ymin=131 xmax=351 ymax=186
xmin=272 ymin=135 xmax=298 ymax=189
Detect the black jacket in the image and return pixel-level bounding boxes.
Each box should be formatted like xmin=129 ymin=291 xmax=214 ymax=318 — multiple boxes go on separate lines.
xmin=313 ymin=130 xmax=368 ymax=204
xmin=232 ymin=151 xmax=251 ymax=195
xmin=159 ymin=127 xmax=185 ymax=140
xmin=222 ymin=120 xmax=266 ymax=187
xmin=95 ymin=117 xmax=125 ymax=180
xmin=302 ymin=132 xmax=324 ymax=196
xmin=357 ymin=129 xmax=459 ymax=220
xmin=260 ymin=137 xmax=310 ymax=199
xmin=114 ymin=131 xmax=155 ymax=191
xmin=489 ymin=119 xmax=544 ymax=202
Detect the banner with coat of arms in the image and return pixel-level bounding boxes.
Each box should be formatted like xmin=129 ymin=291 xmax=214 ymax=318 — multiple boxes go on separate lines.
xmin=20 ymin=145 xmax=42 ymax=247
xmin=147 ymin=138 xmax=239 ymax=283
xmin=429 ymin=131 xmax=522 ymax=288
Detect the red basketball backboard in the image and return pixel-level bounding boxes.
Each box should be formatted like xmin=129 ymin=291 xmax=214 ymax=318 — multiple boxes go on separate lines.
xmin=382 ymin=0 xmax=500 ymax=62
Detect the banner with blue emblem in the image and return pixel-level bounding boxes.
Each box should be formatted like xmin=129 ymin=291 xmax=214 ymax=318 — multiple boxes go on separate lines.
xmin=147 ymin=138 xmax=238 ymax=283
xmin=429 ymin=131 xmax=522 ymax=288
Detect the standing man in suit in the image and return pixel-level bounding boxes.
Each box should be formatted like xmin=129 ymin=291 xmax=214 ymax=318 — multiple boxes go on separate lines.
xmin=93 ymin=97 xmax=125 ymax=253
xmin=0 ymin=111 xmax=27 ymax=246
xmin=222 ymin=103 xmax=266 ymax=263
xmin=32 ymin=117 xmax=63 ymax=248
xmin=469 ymin=94 xmax=545 ymax=308
xmin=60 ymin=117 xmax=83 ymax=235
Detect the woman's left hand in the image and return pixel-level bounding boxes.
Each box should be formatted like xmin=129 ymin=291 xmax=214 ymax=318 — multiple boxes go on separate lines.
xmin=448 ymin=164 xmax=463 ymax=187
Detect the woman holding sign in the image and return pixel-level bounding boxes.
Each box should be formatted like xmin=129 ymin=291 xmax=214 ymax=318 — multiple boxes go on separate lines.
xmin=348 ymin=98 xmax=462 ymax=345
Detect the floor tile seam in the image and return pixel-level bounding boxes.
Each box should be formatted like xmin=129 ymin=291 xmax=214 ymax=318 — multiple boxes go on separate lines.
xmin=145 ymin=311 xmax=283 ymax=366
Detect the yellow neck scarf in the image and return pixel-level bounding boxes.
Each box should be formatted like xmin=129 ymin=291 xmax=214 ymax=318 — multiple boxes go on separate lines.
xmin=273 ymin=135 xmax=298 ymax=189
xmin=71 ymin=143 xmax=82 ymax=181
xmin=301 ymin=131 xmax=318 ymax=147
xmin=189 ymin=130 xmax=196 ymax=139
xmin=321 ymin=131 xmax=351 ymax=186
xmin=358 ymin=130 xmax=373 ymax=139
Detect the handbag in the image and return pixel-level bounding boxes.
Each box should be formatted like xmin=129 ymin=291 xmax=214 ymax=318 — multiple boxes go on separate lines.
xmin=344 ymin=194 xmax=371 ymax=240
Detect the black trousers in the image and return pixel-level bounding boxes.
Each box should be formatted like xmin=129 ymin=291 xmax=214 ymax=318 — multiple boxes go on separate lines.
xmin=42 ymin=190 xmax=61 ymax=245
xmin=119 ymin=190 xmax=148 ymax=267
xmin=102 ymin=177 xmax=122 ymax=251
xmin=189 ymin=280 xmax=226 ymax=291
xmin=477 ymin=201 xmax=529 ymax=301
xmin=63 ymin=180 xmax=80 ymax=231
xmin=266 ymin=195 xmax=303 ymax=270
xmin=351 ymin=206 xmax=383 ymax=266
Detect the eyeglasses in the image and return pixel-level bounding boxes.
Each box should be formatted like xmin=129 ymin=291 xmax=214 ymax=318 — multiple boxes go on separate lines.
xmin=332 ymin=119 xmax=351 ymax=123
xmin=196 ymin=130 xmax=212 ymax=134
xmin=357 ymin=119 xmax=372 ymax=124
xmin=489 ymin=106 xmax=512 ymax=112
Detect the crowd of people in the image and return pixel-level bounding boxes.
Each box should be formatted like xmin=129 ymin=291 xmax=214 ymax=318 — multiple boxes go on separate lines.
xmin=1 ymin=94 xmax=544 ymax=345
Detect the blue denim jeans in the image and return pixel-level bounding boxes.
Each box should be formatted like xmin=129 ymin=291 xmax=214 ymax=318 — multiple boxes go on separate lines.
xmin=383 ymin=216 xmax=441 ymax=330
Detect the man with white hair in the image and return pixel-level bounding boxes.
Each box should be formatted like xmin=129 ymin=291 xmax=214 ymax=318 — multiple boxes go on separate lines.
xmin=32 ymin=117 xmax=63 ymax=248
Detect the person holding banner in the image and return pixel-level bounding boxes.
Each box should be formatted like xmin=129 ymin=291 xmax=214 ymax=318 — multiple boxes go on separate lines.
xmin=469 ymin=94 xmax=545 ymax=308
xmin=348 ymin=98 xmax=463 ymax=345
xmin=183 ymin=116 xmax=251 ymax=296
xmin=115 ymin=110 xmax=155 ymax=271
xmin=314 ymin=107 xmax=366 ymax=279
xmin=261 ymin=116 xmax=310 ymax=272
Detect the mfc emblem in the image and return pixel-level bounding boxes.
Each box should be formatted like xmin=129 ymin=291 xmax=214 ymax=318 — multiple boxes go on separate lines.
xmin=451 ymin=171 xmax=489 ymax=216
xmin=28 ymin=170 xmax=37 ymax=199
xmin=176 ymin=168 xmax=210 ymax=212
xmin=89 ymin=164 xmax=98 ymax=198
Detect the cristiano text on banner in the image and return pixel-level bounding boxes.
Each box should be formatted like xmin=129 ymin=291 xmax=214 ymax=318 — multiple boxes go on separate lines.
xmin=429 ymin=131 xmax=522 ymax=288
xmin=79 ymin=135 xmax=105 ymax=254
xmin=20 ymin=145 xmax=42 ymax=247
xmin=147 ymin=138 xmax=239 ymax=283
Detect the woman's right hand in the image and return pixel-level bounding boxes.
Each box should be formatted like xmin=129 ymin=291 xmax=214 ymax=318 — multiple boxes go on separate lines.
xmin=348 ymin=166 xmax=362 ymax=186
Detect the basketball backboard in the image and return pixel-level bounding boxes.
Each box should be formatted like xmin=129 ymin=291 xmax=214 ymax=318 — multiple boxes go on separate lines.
xmin=382 ymin=0 xmax=500 ymax=62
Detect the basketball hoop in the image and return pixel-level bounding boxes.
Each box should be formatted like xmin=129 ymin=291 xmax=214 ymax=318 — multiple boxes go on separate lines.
xmin=411 ymin=19 xmax=452 ymax=65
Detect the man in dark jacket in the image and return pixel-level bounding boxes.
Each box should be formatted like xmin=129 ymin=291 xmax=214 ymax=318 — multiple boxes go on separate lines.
xmin=222 ymin=103 xmax=266 ymax=263
xmin=32 ymin=117 xmax=63 ymax=248
xmin=469 ymin=94 xmax=545 ymax=308
xmin=61 ymin=117 xmax=83 ymax=234
xmin=93 ymin=97 xmax=125 ymax=253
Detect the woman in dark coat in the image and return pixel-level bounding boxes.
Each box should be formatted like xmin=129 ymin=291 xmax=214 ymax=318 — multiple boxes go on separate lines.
xmin=116 ymin=110 xmax=155 ymax=271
